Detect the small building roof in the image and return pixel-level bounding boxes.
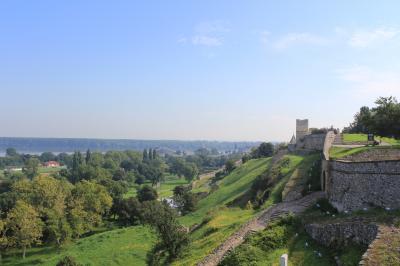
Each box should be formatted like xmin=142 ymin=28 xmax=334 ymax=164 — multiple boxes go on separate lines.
xmin=289 ymin=134 xmax=296 ymax=144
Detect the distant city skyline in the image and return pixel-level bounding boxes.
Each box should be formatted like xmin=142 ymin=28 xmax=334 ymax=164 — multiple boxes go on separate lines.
xmin=1 ymin=1 xmax=399 ymax=141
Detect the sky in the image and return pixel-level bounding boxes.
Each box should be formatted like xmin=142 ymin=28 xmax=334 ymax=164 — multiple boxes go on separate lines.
xmin=1 ymin=1 xmax=400 ymax=141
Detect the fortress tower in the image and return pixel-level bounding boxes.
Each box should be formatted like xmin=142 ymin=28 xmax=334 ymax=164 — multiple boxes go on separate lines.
xmin=296 ymin=119 xmax=309 ymax=141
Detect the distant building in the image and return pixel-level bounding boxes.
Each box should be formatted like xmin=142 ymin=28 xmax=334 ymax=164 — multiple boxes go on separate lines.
xmin=43 ymin=161 xmax=60 ymax=168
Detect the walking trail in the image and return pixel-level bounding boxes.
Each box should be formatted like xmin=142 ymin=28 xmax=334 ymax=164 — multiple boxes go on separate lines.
xmin=197 ymin=191 xmax=326 ymax=266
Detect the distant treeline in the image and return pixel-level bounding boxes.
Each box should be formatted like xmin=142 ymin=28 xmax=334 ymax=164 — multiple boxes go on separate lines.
xmin=0 ymin=138 xmax=259 ymax=154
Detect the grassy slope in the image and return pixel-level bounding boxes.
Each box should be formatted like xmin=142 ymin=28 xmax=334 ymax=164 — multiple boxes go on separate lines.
xmin=175 ymin=158 xmax=271 ymax=265
xmin=2 ymin=226 xmax=156 ymax=266
xmin=221 ymin=154 xmax=365 ymax=266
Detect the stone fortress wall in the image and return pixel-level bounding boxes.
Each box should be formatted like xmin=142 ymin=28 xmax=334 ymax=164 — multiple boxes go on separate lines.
xmin=326 ymin=159 xmax=400 ymax=212
xmin=290 ymin=118 xmax=400 ymax=213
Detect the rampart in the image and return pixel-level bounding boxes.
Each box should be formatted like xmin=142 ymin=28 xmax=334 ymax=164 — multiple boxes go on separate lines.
xmin=325 ymin=159 xmax=400 ymax=212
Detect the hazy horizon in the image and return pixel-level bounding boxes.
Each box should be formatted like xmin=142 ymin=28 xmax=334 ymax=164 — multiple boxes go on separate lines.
xmin=1 ymin=1 xmax=400 ymax=141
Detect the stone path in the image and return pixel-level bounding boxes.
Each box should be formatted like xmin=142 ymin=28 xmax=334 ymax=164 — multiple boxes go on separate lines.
xmin=197 ymin=191 xmax=326 ymax=266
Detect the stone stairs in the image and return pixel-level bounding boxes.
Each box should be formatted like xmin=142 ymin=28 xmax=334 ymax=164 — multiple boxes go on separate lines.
xmin=332 ymin=133 xmax=343 ymax=145
xmin=196 ymin=191 xmax=326 ymax=266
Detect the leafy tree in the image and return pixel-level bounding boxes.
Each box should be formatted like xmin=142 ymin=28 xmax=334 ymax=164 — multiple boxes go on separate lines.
xmin=39 ymin=152 xmax=56 ymax=163
xmin=173 ymin=186 xmax=197 ymax=215
xmin=0 ymin=219 xmax=8 ymax=260
xmin=6 ymin=200 xmax=43 ymax=259
xmin=6 ymin=148 xmax=18 ymax=157
xmin=113 ymin=197 xmax=142 ymax=225
xmin=141 ymin=201 xmax=189 ymax=261
xmin=85 ymin=149 xmax=92 ymax=165
xmin=148 ymin=149 xmax=153 ymax=160
xmin=67 ymin=181 xmax=112 ymax=237
xmin=137 ymin=185 xmax=158 ymax=202
xmin=251 ymin=142 xmax=274 ymax=158
xmin=152 ymin=149 xmax=157 ymax=160
xmin=143 ymin=149 xmax=148 ymax=161
xmin=225 ymin=160 xmax=236 ymax=173
xmin=22 ymin=158 xmax=40 ymax=179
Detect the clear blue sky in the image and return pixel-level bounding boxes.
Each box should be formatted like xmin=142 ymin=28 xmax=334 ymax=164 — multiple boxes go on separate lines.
xmin=1 ymin=1 xmax=399 ymax=141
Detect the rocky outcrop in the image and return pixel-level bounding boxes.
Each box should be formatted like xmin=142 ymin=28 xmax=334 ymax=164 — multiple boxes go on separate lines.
xmin=305 ymin=221 xmax=378 ymax=247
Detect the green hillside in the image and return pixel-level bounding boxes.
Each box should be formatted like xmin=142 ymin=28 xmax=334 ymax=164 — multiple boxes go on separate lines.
xmin=176 ymin=158 xmax=271 ymax=265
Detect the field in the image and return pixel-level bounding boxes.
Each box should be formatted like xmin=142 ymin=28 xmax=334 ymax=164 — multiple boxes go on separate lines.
xmin=2 ymin=226 xmax=156 ymax=266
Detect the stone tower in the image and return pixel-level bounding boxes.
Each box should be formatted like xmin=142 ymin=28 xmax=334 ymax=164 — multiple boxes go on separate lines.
xmin=296 ymin=119 xmax=309 ymax=141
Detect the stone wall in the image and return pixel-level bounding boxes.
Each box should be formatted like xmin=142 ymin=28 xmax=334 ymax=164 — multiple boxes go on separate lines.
xmin=296 ymin=133 xmax=326 ymax=151
xmin=326 ymin=160 xmax=400 ymax=212
xmin=305 ymin=221 xmax=378 ymax=247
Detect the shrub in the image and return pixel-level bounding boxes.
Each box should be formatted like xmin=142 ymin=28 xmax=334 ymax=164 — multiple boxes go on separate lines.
xmin=220 ymin=244 xmax=258 ymax=266
xmin=56 ymin=256 xmax=81 ymax=266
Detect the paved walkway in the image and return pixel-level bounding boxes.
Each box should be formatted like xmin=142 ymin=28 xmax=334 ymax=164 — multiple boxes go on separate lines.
xmin=197 ymin=191 xmax=326 ymax=266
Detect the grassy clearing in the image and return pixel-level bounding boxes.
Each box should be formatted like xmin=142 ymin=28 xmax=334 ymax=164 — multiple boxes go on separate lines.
xmin=343 ymin=133 xmax=400 ymax=145
xmin=2 ymin=226 xmax=156 ymax=266
xmin=124 ymin=174 xmax=188 ymax=199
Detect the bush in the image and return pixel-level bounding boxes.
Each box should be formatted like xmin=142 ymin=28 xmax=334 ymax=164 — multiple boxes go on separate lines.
xmin=137 ymin=185 xmax=158 ymax=202
xmin=56 ymin=256 xmax=81 ymax=266
xmin=220 ymin=244 xmax=258 ymax=266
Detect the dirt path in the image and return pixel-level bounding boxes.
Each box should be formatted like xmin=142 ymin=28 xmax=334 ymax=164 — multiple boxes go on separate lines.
xmin=197 ymin=191 xmax=326 ymax=266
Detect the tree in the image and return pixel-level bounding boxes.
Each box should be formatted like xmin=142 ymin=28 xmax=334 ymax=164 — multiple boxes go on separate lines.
xmin=251 ymin=142 xmax=274 ymax=158
xmin=67 ymin=181 xmax=112 ymax=237
xmin=23 ymin=158 xmax=40 ymax=179
xmin=85 ymin=149 xmax=92 ymax=165
xmin=137 ymin=185 xmax=158 ymax=202
xmin=12 ymin=176 xmax=73 ymax=248
xmin=152 ymin=149 xmax=157 ymax=160
xmin=6 ymin=148 xmax=17 ymax=157
xmin=0 ymin=219 xmax=8 ymax=261
xmin=148 ymin=149 xmax=153 ymax=160
xmin=173 ymin=186 xmax=197 ymax=215
xmin=143 ymin=149 xmax=148 ymax=161
xmin=225 ymin=160 xmax=236 ymax=173
xmin=39 ymin=152 xmax=56 ymax=163
xmin=113 ymin=197 xmax=142 ymax=225
xmin=141 ymin=201 xmax=189 ymax=261
xmin=6 ymin=200 xmax=43 ymax=259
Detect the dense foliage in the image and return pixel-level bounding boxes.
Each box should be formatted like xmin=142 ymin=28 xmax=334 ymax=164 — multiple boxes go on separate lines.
xmin=344 ymin=96 xmax=400 ymax=139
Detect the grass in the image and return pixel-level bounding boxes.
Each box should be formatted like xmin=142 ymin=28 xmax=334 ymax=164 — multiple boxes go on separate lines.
xmin=2 ymin=226 xmax=156 ymax=266
xmin=124 ymin=174 xmax=189 ymax=199
xmin=174 ymin=158 xmax=271 ymax=265
xmin=343 ymin=133 xmax=400 ymax=145
xmin=329 ymin=145 xmax=400 ymax=160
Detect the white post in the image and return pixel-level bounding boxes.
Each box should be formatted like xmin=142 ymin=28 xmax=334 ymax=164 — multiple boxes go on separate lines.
xmin=280 ymin=254 xmax=288 ymax=266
